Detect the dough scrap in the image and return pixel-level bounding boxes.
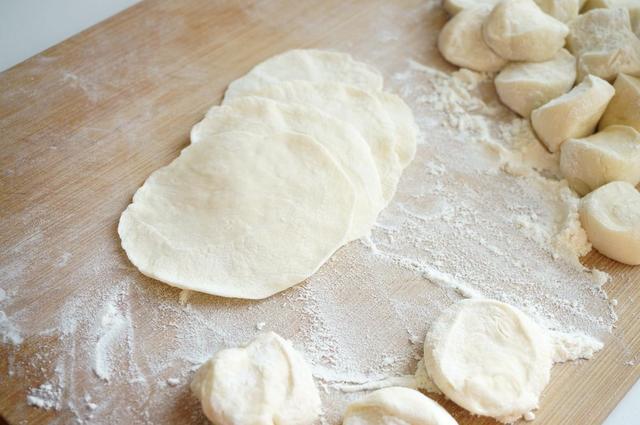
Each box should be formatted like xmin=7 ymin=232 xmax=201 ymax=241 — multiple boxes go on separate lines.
xmin=224 ymin=49 xmax=383 ymax=101
xmin=424 ymin=299 xmax=553 ymax=423
xmin=224 ymin=80 xmax=403 ymax=202
xmin=560 ymin=125 xmax=640 ymax=196
xmin=583 ymin=0 xmax=640 ymax=37
xmin=191 ymin=332 xmax=321 ymax=425
xmin=534 ymin=0 xmax=580 ymax=23
xmin=579 ymin=181 xmax=640 ymax=265
xmin=567 ymin=8 xmax=640 ymax=82
xmin=531 ymin=75 xmax=615 ymax=152
xmin=495 ymin=49 xmax=576 ymax=117
xmin=118 ymin=131 xmax=355 ymax=299
xmin=342 ymin=387 xmax=458 ymax=425
xmin=599 ymin=73 xmax=640 ymax=132
xmin=437 ymin=6 xmax=508 ymax=72
xmin=482 ymin=0 xmax=569 ymax=62
xmin=191 ymin=96 xmax=385 ymax=240
xmin=443 ymin=0 xmax=500 ymax=15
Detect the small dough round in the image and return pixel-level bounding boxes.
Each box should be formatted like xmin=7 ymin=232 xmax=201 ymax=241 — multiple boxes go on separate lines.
xmin=531 ymin=75 xmax=615 ymax=152
xmin=342 ymin=387 xmax=458 ymax=425
xmin=583 ymin=0 xmax=640 ymax=37
xmin=580 ymin=181 xmax=640 ymax=265
xmin=191 ymin=96 xmax=385 ymax=241
xmin=495 ymin=49 xmax=576 ymax=117
xmin=560 ymin=125 xmax=640 ymax=196
xmin=599 ymin=73 xmax=640 ymax=132
xmin=224 ymin=49 xmax=383 ymax=101
xmin=443 ymin=0 xmax=500 ymax=15
xmin=118 ymin=131 xmax=355 ymax=299
xmin=437 ymin=6 xmax=508 ymax=72
xmin=534 ymin=0 xmax=580 ymax=23
xmin=567 ymin=8 xmax=640 ymax=82
xmin=482 ymin=0 xmax=569 ymax=62
xmin=424 ymin=299 xmax=553 ymax=423
xmin=224 ymin=80 xmax=402 ymax=202
xmin=191 ymin=332 xmax=321 ymax=425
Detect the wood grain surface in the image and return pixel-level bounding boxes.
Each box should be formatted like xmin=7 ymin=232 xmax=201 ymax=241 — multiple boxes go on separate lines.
xmin=1 ymin=1 xmax=638 ymax=424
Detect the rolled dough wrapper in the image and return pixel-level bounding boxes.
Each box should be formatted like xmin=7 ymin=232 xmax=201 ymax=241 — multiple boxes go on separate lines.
xmin=442 ymin=0 xmax=500 ymax=15
xmin=495 ymin=49 xmax=576 ymax=117
xmin=118 ymin=131 xmax=355 ymax=299
xmin=580 ymin=181 xmax=640 ymax=265
xmin=224 ymin=49 xmax=383 ymax=101
xmin=531 ymin=75 xmax=615 ymax=153
xmin=437 ymin=6 xmax=508 ymax=72
xmin=482 ymin=0 xmax=569 ymax=62
xmin=342 ymin=387 xmax=459 ymax=425
xmin=560 ymin=125 xmax=640 ymax=196
xmin=599 ymin=73 xmax=640 ymax=132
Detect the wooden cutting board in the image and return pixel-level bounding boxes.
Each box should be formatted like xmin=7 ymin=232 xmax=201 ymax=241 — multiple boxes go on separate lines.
xmin=1 ymin=0 xmax=638 ymax=424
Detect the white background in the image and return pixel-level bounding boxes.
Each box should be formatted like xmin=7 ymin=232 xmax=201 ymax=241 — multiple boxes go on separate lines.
xmin=0 ymin=1 xmax=638 ymax=424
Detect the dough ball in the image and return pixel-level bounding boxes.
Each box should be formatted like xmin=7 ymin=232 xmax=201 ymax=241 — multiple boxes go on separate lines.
xmin=191 ymin=96 xmax=385 ymax=241
xmin=580 ymin=181 xmax=640 ymax=265
xmin=531 ymin=75 xmax=615 ymax=152
xmin=225 ymin=80 xmax=403 ymax=203
xmin=567 ymin=8 xmax=640 ymax=82
xmin=424 ymin=299 xmax=553 ymax=423
xmin=118 ymin=131 xmax=355 ymax=299
xmin=224 ymin=49 xmax=383 ymax=101
xmin=482 ymin=0 xmax=569 ymax=62
xmin=583 ymin=0 xmax=640 ymax=37
xmin=534 ymin=0 xmax=581 ymax=23
xmin=560 ymin=125 xmax=640 ymax=196
xmin=437 ymin=6 xmax=508 ymax=72
xmin=599 ymin=73 xmax=640 ymax=132
xmin=342 ymin=387 xmax=458 ymax=425
xmin=442 ymin=0 xmax=500 ymax=15
xmin=495 ymin=49 xmax=576 ymax=117
xmin=191 ymin=332 xmax=321 ymax=425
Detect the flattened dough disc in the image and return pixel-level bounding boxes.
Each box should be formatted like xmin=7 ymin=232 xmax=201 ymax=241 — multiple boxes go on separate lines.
xmin=118 ymin=131 xmax=355 ymax=299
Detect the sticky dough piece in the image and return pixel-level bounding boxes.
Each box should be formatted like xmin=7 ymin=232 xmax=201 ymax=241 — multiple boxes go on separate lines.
xmin=599 ymin=73 xmax=640 ymax=132
xmin=118 ymin=131 xmax=355 ymax=299
xmin=495 ymin=49 xmax=576 ymax=117
xmin=534 ymin=0 xmax=581 ymax=23
xmin=191 ymin=332 xmax=321 ymax=425
xmin=224 ymin=49 xmax=383 ymax=101
xmin=225 ymin=81 xmax=402 ymax=202
xmin=442 ymin=0 xmax=500 ymax=15
xmin=342 ymin=387 xmax=458 ymax=425
xmin=580 ymin=181 xmax=640 ymax=265
xmin=191 ymin=97 xmax=384 ymax=241
xmin=583 ymin=0 xmax=640 ymax=37
xmin=531 ymin=75 xmax=615 ymax=152
xmin=567 ymin=8 xmax=640 ymax=82
xmin=437 ymin=6 xmax=508 ymax=72
xmin=424 ymin=299 xmax=553 ymax=423
xmin=482 ymin=0 xmax=569 ymax=62
xmin=560 ymin=125 xmax=640 ymax=196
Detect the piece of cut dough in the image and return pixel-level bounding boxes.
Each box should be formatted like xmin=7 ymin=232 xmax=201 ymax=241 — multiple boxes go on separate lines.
xmin=531 ymin=75 xmax=615 ymax=152
xmin=580 ymin=181 xmax=640 ymax=265
xmin=482 ymin=0 xmax=569 ymax=62
xmin=567 ymin=8 xmax=640 ymax=82
xmin=583 ymin=0 xmax=640 ymax=37
xmin=495 ymin=49 xmax=576 ymax=117
xmin=191 ymin=332 xmax=321 ymax=425
xmin=224 ymin=81 xmax=402 ymax=202
xmin=191 ymin=97 xmax=385 ymax=240
xmin=442 ymin=0 xmax=500 ymax=15
xmin=224 ymin=49 xmax=383 ymax=101
xmin=424 ymin=299 xmax=553 ymax=423
xmin=342 ymin=387 xmax=458 ymax=425
xmin=118 ymin=131 xmax=355 ymax=299
xmin=560 ymin=125 xmax=640 ymax=196
xmin=599 ymin=73 xmax=640 ymax=132
xmin=534 ymin=0 xmax=581 ymax=22
xmin=437 ymin=6 xmax=508 ymax=72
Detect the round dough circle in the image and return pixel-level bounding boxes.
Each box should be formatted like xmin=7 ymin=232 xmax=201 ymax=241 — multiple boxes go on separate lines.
xmin=118 ymin=131 xmax=355 ymax=299
xmin=343 ymin=387 xmax=458 ymax=425
xmin=224 ymin=49 xmax=383 ymax=101
xmin=424 ymin=299 xmax=552 ymax=423
xmin=191 ymin=332 xmax=321 ymax=425
xmin=191 ymin=96 xmax=385 ymax=240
